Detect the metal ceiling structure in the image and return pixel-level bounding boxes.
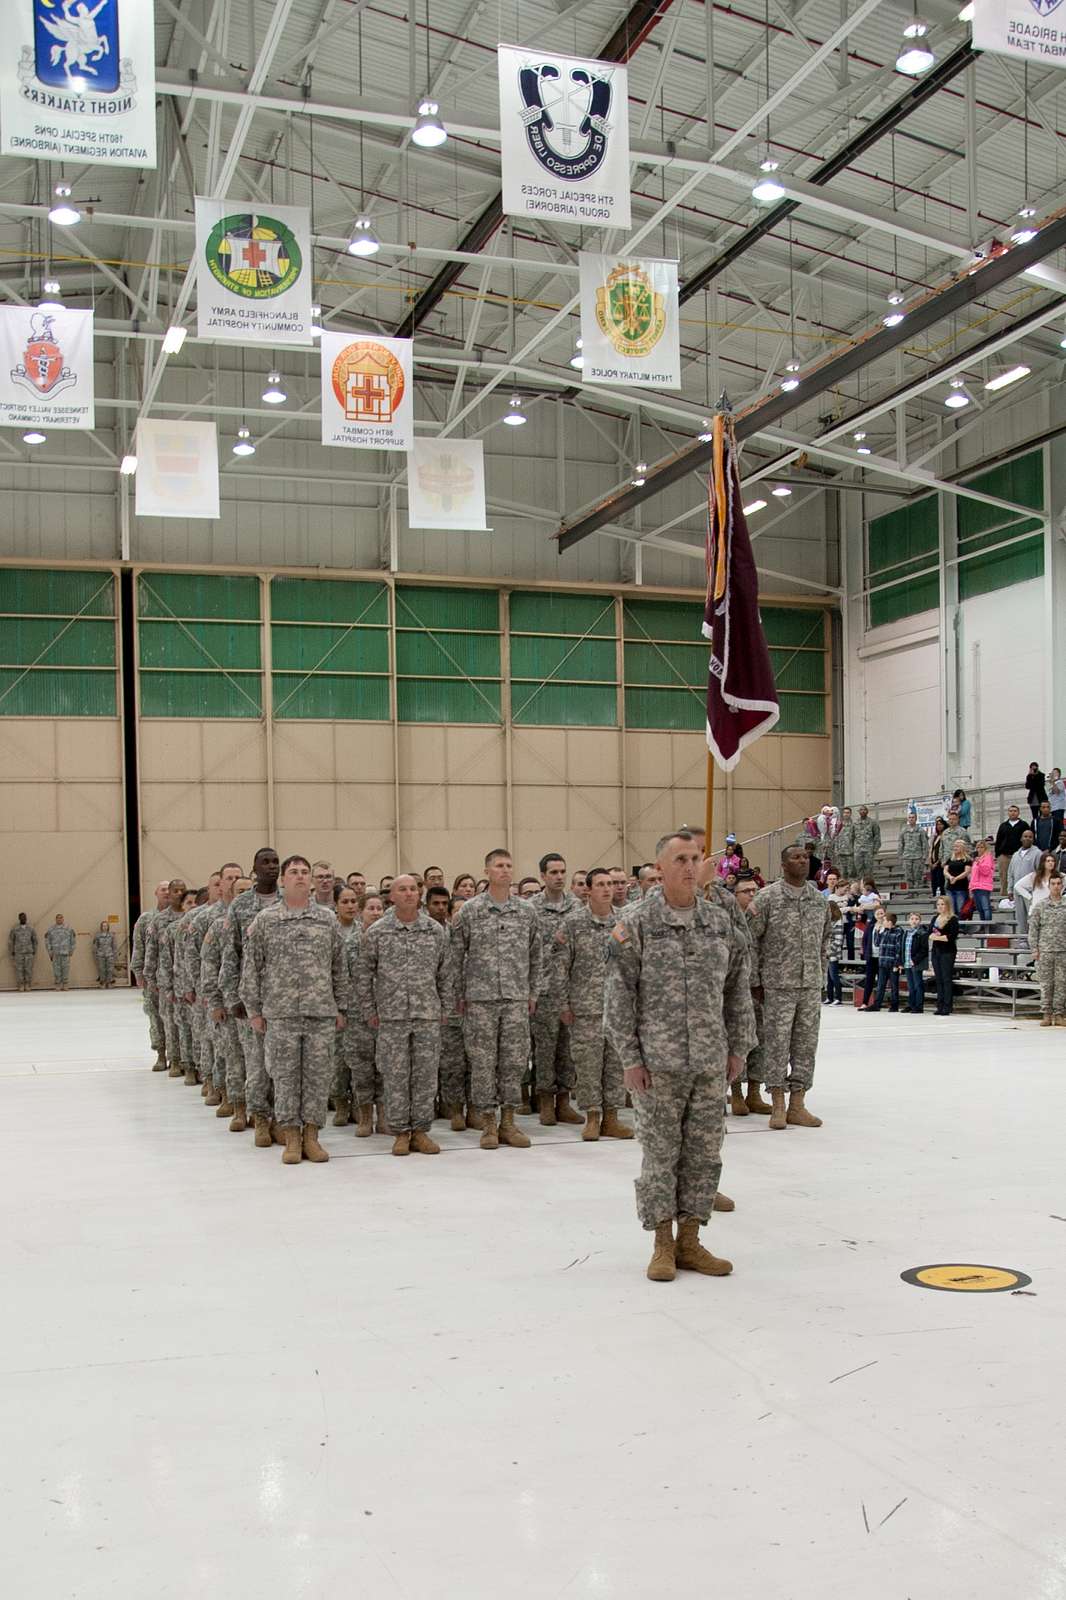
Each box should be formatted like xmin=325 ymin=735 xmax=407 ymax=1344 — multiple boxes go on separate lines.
xmin=2 ymin=0 xmax=1066 ymax=580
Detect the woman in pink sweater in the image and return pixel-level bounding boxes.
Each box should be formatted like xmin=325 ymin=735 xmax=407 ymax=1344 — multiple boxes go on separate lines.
xmin=969 ymin=838 xmax=996 ymax=922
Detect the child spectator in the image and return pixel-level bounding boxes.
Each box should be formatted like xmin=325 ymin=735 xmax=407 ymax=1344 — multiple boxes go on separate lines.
xmin=904 ymin=911 xmax=929 ymax=1014
xmin=869 ymin=911 xmax=903 ymax=1012
xmin=968 ymin=838 xmax=995 ymax=922
xmin=824 ymin=901 xmax=845 ymax=1005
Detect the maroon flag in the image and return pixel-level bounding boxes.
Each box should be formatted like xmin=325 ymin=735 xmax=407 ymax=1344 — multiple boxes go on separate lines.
xmin=703 ymin=416 xmax=779 ymax=769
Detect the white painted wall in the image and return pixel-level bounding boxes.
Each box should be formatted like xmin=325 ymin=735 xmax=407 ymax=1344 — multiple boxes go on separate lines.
xmin=955 ymin=579 xmax=1047 ymax=790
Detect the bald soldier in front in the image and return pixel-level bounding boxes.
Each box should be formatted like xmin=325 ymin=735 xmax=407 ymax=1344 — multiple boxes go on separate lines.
xmin=605 ymin=830 xmax=756 ymax=1284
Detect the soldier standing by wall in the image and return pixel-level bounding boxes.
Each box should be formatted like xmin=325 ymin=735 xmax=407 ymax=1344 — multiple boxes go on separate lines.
xmin=92 ymin=920 xmax=117 ymax=987
xmin=605 ymin=831 xmax=756 ymax=1284
xmin=218 ymin=847 xmax=281 ymax=1135
xmin=131 ymin=881 xmax=170 ymax=1070
xmin=44 ymin=914 xmax=76 ymax=991
xmin=357 ymin=874 xmax=451 ymax=1157
xmin=851 ymin=806 xmax=881 ymax=881
xmin=897 ymin=811 xmax=927 ymax=887
xmin=749 ymin=845 xmax=834 ymax=1131
xmin=557 ymin=867 xmax=632 ymax=1143
xmin=530 ymin=852 xmax=583 ymax=1128
xmin=241 ymin=854 xmax=349 ymax=1166
xmin=835 ymin=807 xmax=855 ymax=882
xmin=8 ymin=912 xmax=37 ymax=992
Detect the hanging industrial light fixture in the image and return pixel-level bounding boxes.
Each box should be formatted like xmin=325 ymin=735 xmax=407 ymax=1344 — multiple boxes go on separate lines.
xmin=944 ymin=377 xmax=970 ymax=409
xmin=896 ymin=12 xmax=935 ymax=75
xmin=232 ymin=426 xmax=256 ymax=457
xmin=503 ymin=395 xmax=527 ymax=426
xmin=48 ymin=182 xmax=80 ymax=225
xmin=347 ymin=217 xmax=381 ymax=256
xmin=261 ymin=371 xmax=287 ymax=404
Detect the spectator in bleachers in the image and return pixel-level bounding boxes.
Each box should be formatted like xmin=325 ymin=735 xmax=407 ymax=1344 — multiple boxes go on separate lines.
xmin=1034 ymin=801 xmax=1057 ymax=852
xmin=968 ymin=838 xmax=995 ymax=923
xmin=1026 ymin=762 xmax=1048 ymax=823
xmin=738 ymin=857 xmax=765 ymax=888
xmin=929 ymin=898 xmax=960 ymax=1016
xmin=803 ymin=840 xmax=822 ymax=881
xmin=994 ymin=804 xmax=1027 ymax=898
xmin=716 ymin=836 xmax=743 ymax=878
xmin=1008 ymin=830 xmax=1041 ymax=934
xmin=824 ymin=902 xmax=845 ymax=1006
xmin=904 ymin=912 xmax=929 ymax=1014
xmin=1049 ymin=768 xmax=1065 ymax=839
xmin=929 ymin=816 xmax=948 ymax=897
xmin=940 ymin=808 xmax=971 ymax=859
xmin=858 ymin=904 xmax=886 ymax=1008
xmin=868 ymin=911 xmax=903 ymax=1013
xmin=858 ymin=879 xmax=880 ymax=907
xmin=945 ymin=841 xmax=972 ymax=918
xmin=1014 ymin=852 xmax=1058 ymax=941
xmin=952 ymin=789 xmax=972 ymax=830
xmin=1055 ymin=830 xmax=1066 ymax=875
xmin=843 ymin=881 xmax=861 ymax=959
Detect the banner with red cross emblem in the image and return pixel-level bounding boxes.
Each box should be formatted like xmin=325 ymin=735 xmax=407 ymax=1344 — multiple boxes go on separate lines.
xmin=320 ymin=332 xmax=414 ymax=452
xmin=0 ymin=305 xmax=94 ymax=429
xmin=195 ymin=198 xmax=313 ymax=343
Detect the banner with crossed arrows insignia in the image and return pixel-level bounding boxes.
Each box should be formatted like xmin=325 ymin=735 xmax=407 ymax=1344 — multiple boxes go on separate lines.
xmin=972 ymin=0 xmax=1066 ymax=64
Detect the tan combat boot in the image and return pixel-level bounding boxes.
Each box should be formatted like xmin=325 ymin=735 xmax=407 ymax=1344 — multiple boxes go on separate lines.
xmin=465 ymin=1104 xmax=481 ymax=1130
xmin=1057 ymin=1016 xmax=1066 ymax=1027
xmin=392 ymin=1131 xmax=411 ymax=1157
xmin=205 ymin=1085 xmax=222 ymax=1107
xmin=184 ymin=1067 xmax=198 ymax=1086
xmin=787 ymin=1089 xmax=822 ymax=1127
xmin=675 ymin=1217 xmax=733 ymax=1276
xmin=448 ymin=1105 xmax=465 ymax=1132
xmin=582 ymin=1109 xmax=601 ymax=1142
xmin=730 ymin=1084 xmax=749 ymax=1116
xmin=768 ymin=1088 xmax=787 ymax=1130
xmin=228 ymin=1102 xmax=247 ymax=1133
xmin=1041 ymin=1014 xmax=1053 ymax=1027
xmin=646 ymin=1221 xmax=676 ymax=1282
xmin=302 ymin=1125 xmax=329 ymax=1162
xmin=374 ymin=1102 xmax=390 ymax=1135
xmin=354 ymin=1103 xmax=373 ymax=1137
xmin=538 ymin=1093 xmax=557 ymax=1127
xmin=555 ymin=1092 xmax=584 ymax=1125
xmin=333 ymin=1096 xmax=351 ymax=1127
xmin=253 ymin=1114 xmax=272 ymax=1148
xmin=601 ymin=1109 xmax=634 ymax=1139
xmin=152 ymin=1052 xmax=167 ymax=1073
xmin=520 ymin=1085 xmax=533 ymax=1114
xmin=480 ymin=1112 xmax=499 ymax=1150
xmin=168 ymin=1061 xmax=183 ymax=1078
xmin=216 ymin=1096 xmax=233 ymax=1119
xmin=746 ymin=1084 xmax=773 ymax=1114
xmin=200 ymin=1078 xmax=210 ymax=1097
xmin=271 ymin=1120 xmax=284 ymax=1146
xmin=412 ymin=1129 xmax=441 ymax=1155
xmin=281 ymin=1126 xmax=302 ymax=1164
xmin=499 ymin=1108 xmax=530 ymax=1148
xmin=713 ymin=1191 xmax=735 ymax=1212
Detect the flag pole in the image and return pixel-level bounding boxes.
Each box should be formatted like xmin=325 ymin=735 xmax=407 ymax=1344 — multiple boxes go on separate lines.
xmin=704 ymin=391 xmax=733 ymax=861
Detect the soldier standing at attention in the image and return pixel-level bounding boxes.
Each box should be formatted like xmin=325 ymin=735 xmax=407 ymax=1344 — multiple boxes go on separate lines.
xmin=144 ymin=881 xmax=187 ymax=1071
xmin=195 ymin=865 xmax=243 ymax=1112
xmin=749 ymin=845 xmax=834 ymax=1131
xmin=311 ymin=861 xmax=336 ymax=910
xmin=730 ymin=877 xmax=772 ymax=1117
xmin=898 ymin=811 xmax=927 ymax=887
xmin=557 ymin=867 xmax=632 ymax=1142
xmin=452 ymin=847 xmax=542 ymax=1151
xmin=358 ymin=874 xmax=451 ymax=1157
xmin=530 ymin=852 xmax=584 ymax=1128
xmin=1029 ymin=873 xmax=1066 ymax=1026
xmin=328 ymin=884 xmax=362 ymax=1126
xmin=426 ymin=887 xmax=471 ymax=1132
xmin=92 ymin=921 xmax=117 ymax=987
xmin=132 ymin=882 xmax=170 ymax=1069
xmin=835 ymin=806 xmax=855 ymax=883
xmin=241 ymin=854 xmax=349 ymax=1166
xmin=605 ymin=831 xmax=756 ymax=1284
xmin=219 ymin=847 xmax=281 ymax=1135
xmin=851 ymin=806 xmax=881 ymax=881
xmin=8 ymin=912 xmax=37 ymax=992
xmin=45 ymin=914 xmax=76 ymax=990
xmin=180 ymin=872 xmax=223 ymax=1099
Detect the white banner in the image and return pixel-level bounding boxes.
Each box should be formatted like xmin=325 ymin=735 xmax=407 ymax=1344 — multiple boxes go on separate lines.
xmin=972 ymin=0 xmax=1066 ymax=64
xmin=1 ymin=0 xmax=156 ymax=166
xmin=0 ymin=305 xmax=94 ymax=428
xmin=195 ymin=199 xmax=313 ymax=344
xmin=407 ymin=439 xmax=487 ymax=529
xmin=578 ymin=253 xmax=680 ymax=388
xmin=497 ymin=45 xmax=631 ymax=230
xmin=135 ymin=420 xmax=219 ymax=520
xmin=320 ymin=332 xmax=413 ymax=452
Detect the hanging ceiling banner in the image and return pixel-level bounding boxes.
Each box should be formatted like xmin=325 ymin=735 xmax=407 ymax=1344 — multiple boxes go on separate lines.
xmin=135 ymin=420 xmax=220 ymax=519
xmin=407 ymin=438 xmax=487 ymax=529
xmin=0 ymin=305 xmax=94 ymax=429
xmin=320 ymin=331 xmax=414 ymax=451
xmin=194 ymin=198 xmax=313 ymax=344
xmin=971 ymin=1 xmax=1066 ymax=64
xmin=497 ymin=45 xmax=631 ymax=230
xmin=1 ymin=0 xmax=156 ymax=167
xmin=578 ymin=253 xmax=681 ymax=388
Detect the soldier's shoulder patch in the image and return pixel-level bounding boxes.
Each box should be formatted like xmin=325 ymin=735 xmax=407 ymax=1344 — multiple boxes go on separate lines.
xmin=553 ymin=927 xmax=568 ymax=946
xmin=611 ymin=923 xmax=630 ymax=944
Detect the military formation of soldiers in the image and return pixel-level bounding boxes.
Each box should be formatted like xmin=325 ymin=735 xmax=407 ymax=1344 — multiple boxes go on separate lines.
xmin=7 ymin=913 xmax=119 ymax=990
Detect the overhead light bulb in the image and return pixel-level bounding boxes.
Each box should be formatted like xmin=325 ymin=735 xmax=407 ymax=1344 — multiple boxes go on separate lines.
xmin=503 ymin=396 xmax=527 ymax=426
xmin=887 ymin=288 xmax=905 ymax=306
xmin=570 ymin=338 xmax=584 ymax=370
xmin=310 ymin=304 xmax=322 ymax=338
xmin=852 ymin=431 xmax=867 ymax=441
xmin=856 ymin=445 xmax=872 ymax=456
xmin=119 ymin=454 xmax=138 ymax=475
xmin=1058 ymin=333 xmax=1066 ymax=349
xmin=944 ymin=379 xmax=970 ymax=409
xmin=22 ymin=430 xmax=46 ymax=445
xmin=984 ymin=365 xmax=1031 ymax=392
xmin=743 ymin=499 xmax=767 ymax=515
xmin=785 ymin=359 xmax=800 ymax=372
xmin=780 ymin=375 xmax=800 ymax=392
xmin=411 ymin=99 xmax=447 ymax=148
xmin=232 ymin=426 xmax=256 ymax=457
xmin=758 ymin=152 xmax=780 ymax=174
xmin=42 ymin=278 xmax=61 ymax=295
xmin=631 ymin=461 xmax=648 ymax=486
xmin=1010 ymin=225 xmax=1037 ymax=245
xmin=161 ymin=325 xmax=186 ymax=355
xmin=37 ymin=290 xmax=64 ymax=312
xmin=897 ymin=39 xmax=935 ymax=74
xmin=311 ymin=304 xmax=321 ymax=318
xmin=902 ymin=17 xmax=929 ymax=37
xmin=262 ymin=371 xmax=286 ymax=404
xmin=1018 ymin=203 xmax=1037 ymax=220
xmin=772 ymin=485 xmax=792 ymax=498
xmin=48 ymin=182 xmax=80 ymax=225
xmin=346 ymin=217 xmax=381 ymax=257
xmin=698 ymin=419 xmax=713 ymax=442
xmin=752 ymin=176 xmax=786 ymax=204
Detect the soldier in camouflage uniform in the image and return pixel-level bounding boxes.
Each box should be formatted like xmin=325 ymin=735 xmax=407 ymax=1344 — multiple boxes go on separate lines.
xmin=426 ymin=888 xmax=472 ymax=1133
xmin=131 ymin=882 xmax=170 ymax=1068
xmin=8 ymin=912 xmax=37 ymax=991
xmin=1029 ymin=873 xmax=1066 ymax=1023
xmin=730 ymin=877 xmax=772 ymax=1118
xmin=328 ymin=885 xmax=362 ymax=1125
xmin=44 ymin=914 xmax=76 ymax=990
xmin=143 ymin=881 xmax=186 ymax=1072
xmin=939 ymin=813 xmax=972 ymax=861
xmin=749 ymin=845 xmax=834 ymax=1130
xmin=158 ymin=889 xmax=198 ymax=1078
xmin=91 ymin=921 xmax=117 ymax=986
xmin=241 ymin=854 xmax=349 ymax=1166
xmin=529 ymin=852 xmax=583 ymax=1127
xmin=897 ymin=812 xmax=927 ymax=888
xmin=219 ymin=847 xmax=281 ymax=1135
xmin=851 ymin=806 xmax=882 ymax=880
xmin=605 ymin=830 xmax=755 ymax=1283
xmin=357 ymin=875 xmax=451 ymax=1156
xmin=834 ymin=807 xmax=855 ymax=881
xmin=343 ymin=893 xmax=387 ymax=1137
xmin=451 ymin=848 xmax=542 ymax=1150
xmin=557 ymin=868 xmax=631 ymax=1142
xmin=200 ymin=870 xmax=249 ymax=1122
xmin=167 ymin=890 xmax=203 ymax=1083
xmin=189 ymin=866 xmax=241 ymax=1109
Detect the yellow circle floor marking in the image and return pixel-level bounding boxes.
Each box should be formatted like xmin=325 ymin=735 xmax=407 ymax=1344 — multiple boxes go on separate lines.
xmin=900 ymin=1264 xmax=1031 ymax=1293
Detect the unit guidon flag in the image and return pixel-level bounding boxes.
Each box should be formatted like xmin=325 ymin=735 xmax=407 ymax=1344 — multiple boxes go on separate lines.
xmin=702 ymin=416 xmax=779 ymax=770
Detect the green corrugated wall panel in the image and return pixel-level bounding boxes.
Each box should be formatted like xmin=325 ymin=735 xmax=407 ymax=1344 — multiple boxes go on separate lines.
xmin=868 ymin=497 xmax=938 ymax=576
xmin=138 ymin=571 xmax=261 ymax=620
xmin=869 ymin=573 xmax=940 ymax=628
xmin=509 ymin=591 xmax=615 ymax=635
xmin=0 ymin=617 xmax=114 ymax=668
xmin=272 ymin=673 xmax=390 ymax=720
xmin=397 ymin=679 xmax=501 ymax=723
xmin=760 ymin=608 xmax=824 ymax=648
xmin=959 ymin=451 xmax=1043 ymax=529
xmin=0 ymin=568 xmax=114 ymax=617
xmin=271 ymin=623 xmax=389 ymax=675
xmin=958 ymin=535 xmax=1044 ymax=601
xmin=271 ymin=576 xmax=388 ymax=625
xmin=512 ymin=683 xmax=617 ymax=726
xmin=138 ymin=619 xmax=261 ymax=671
xmin=140 ymin=671 xmax=262 ymax=718
xmin=958 ymin=517 xmax=1043 ymax=554
xmin=395 ymin=585 xmax=498 ymax=630
xmin=0 ymin=668 xmax=115 ymax=717
xmin=769 ymin=647 xmax=825 ymax=693
xmin=510 ymin=636 xmax=615 ymax=683
xmin=624 ymin=686 xmax=704 ymax=731
xmin=396 ymin=631 xmax=500 ymax=678
xmin=624 ymin=640 xmax=704 ymax=688
xmin=775 ymin=693 xmax=826 ymax=734
xmin=623 ymin=598 xmax=700 ymax=642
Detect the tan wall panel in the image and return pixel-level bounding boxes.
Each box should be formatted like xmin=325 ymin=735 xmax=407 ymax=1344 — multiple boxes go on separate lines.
xmin=334 ymin=723 xmax=394 ymax=782
xmin=335 ymin=781 xmax=396 ymax=830
xmin=445 ymin=727 xmax=506 ymax=787
xmin=140 ymin=781 xmax=206 ymax=832
xmin=202 ymin=782 xmax=269 ymax=834
xmin=274 ymin=783 xmax=336 ymax=831
xmin=138 ymin=720 xmax=203 ymax=774
xmin=512 ymin=784 xmax=570 ymax=835
xmin=56 ymin=782 xmax=122 ymax=834
xmin=0 ymin=782 xmax=59 ymax=831
xmin=56 ymin=721 xmax=123 ymax=780
xmin=272 ymin=722 xmax=333 ymax=782
xmin=0 ymin=720 xmax=57 ymax=778
xmin=780 ymin=736 xmax=832 ymax=794
xmin=734 ymin=734 xmax=784 ymax=792
xmin=202 ymin=721 xmax=266 ymax=782
xmin=140 ymin=831 xmax=263 ymax=890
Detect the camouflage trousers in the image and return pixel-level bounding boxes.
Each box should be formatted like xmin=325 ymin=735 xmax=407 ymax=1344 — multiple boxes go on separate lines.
xmin=1038 ymin=952 xmax=1066 ymax=1015
xmin=746 ymin=992 xmax=764 ymax=1087
xmin=50 ymin=955 xmax=70 ymax=988
xmin=142 ymin=986 xmax=165 ymax=1053
xmin=264 ymin=1016 xmax=336 ymax=1130
xmin=463 ymin=1000 xmax=530 ymax=1112
xmin=853 ymin=851 xmax=876 ymax=880
xmin=95 ymin=954 xmax=115 ymax=985
xmin=569 ymin=1014 xmax=624 ymax=1112
xmin=236 ymin=1016 xmax=273 ymax=1117
xmin=14 ymin=955 xmax=33 ymax=989
xmin=376 ymin=1020 xmax=441 ymax=1133
xmin=176 ymin=1000 xmax=195 ymax=1073
xmin=834 ymin=852 xmax=854 ymax=881
xmin=633 ymin=1064 xmax=726 ymax=1229
xmin=438 ymin=1016 xmax=469 ymax=1109
xmin=900 ymin=849 xmax=925 ymax=887
xmin=191 ymin=1001 xmax=213 ymax=1084
xmin=530 ymin=1005 xmax=575 ymax=1096
xmin=343 ymin=1017 xmax=380 ymax=1107
xmin=215 ymin=1015 xmax=240 ymax=1093
xmin=160 ymin=993 xmax=181 ymax=1064
xmin=760 ymin=987 xmax=823 ymax=1092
